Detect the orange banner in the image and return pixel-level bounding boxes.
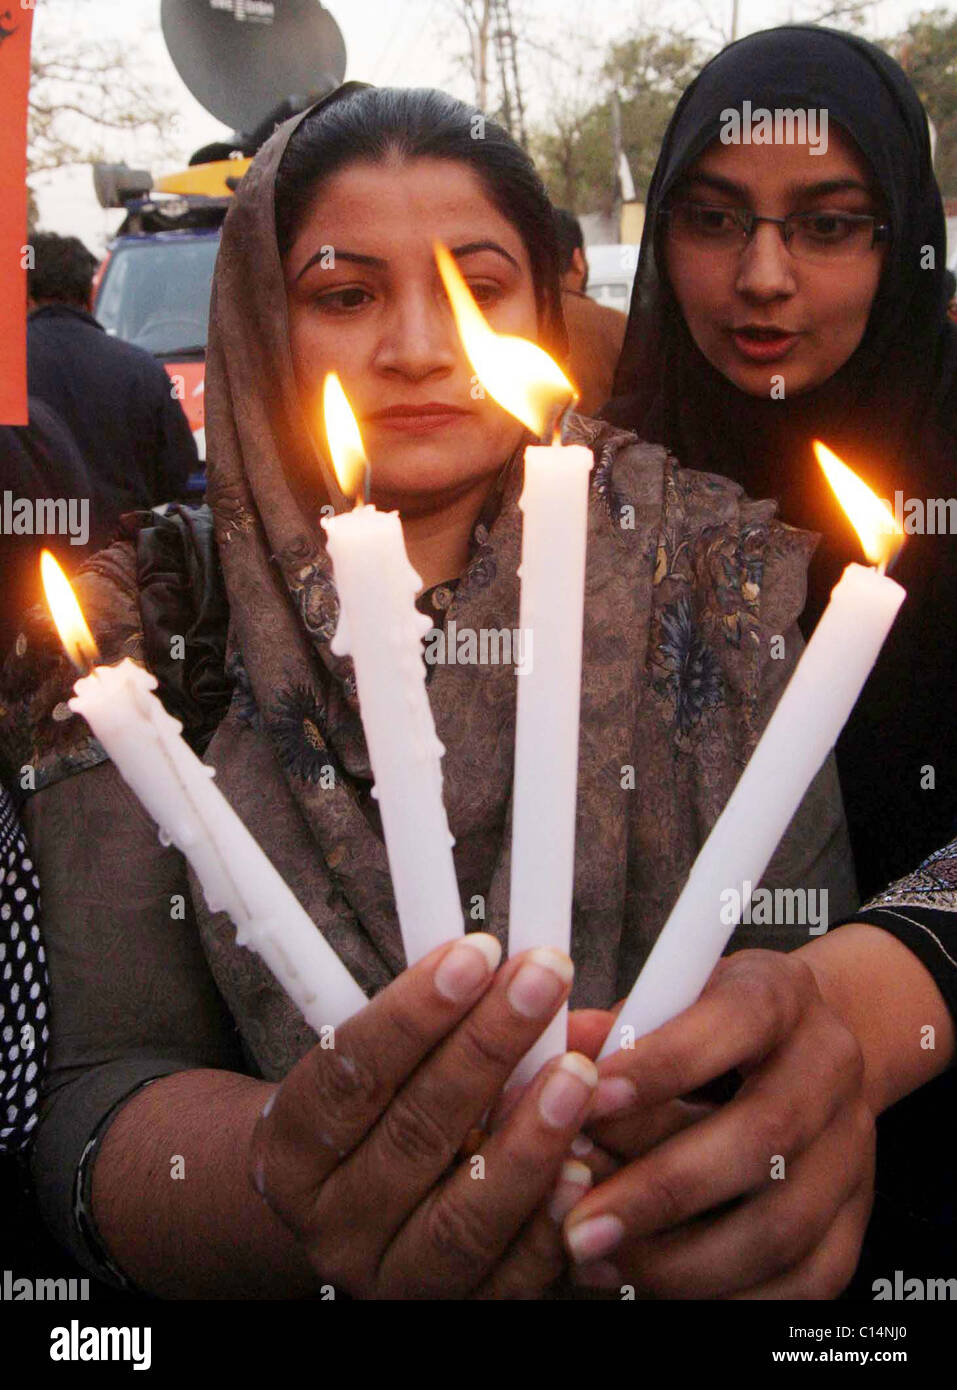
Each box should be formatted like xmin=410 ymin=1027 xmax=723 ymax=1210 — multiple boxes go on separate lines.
xmin=0 ymin=5 xmax=34 ymax=424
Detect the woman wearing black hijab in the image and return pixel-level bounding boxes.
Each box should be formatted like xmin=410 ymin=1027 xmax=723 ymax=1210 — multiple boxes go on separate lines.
xmin=603 ymin=25 xmax=957 ymax=904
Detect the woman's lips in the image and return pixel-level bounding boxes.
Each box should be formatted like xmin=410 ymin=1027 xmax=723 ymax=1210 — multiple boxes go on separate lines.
xmin=366 ymin=406 xmax=471 ymax=434
xmin=729 ymin=328 xmax=801 ymax=364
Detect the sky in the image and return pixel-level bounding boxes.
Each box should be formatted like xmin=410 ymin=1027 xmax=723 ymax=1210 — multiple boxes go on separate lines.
xmin=32 ymin=0 xmax=932 ymax=253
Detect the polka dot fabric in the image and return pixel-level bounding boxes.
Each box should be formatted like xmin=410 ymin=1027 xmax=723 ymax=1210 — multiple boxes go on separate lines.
xmin=0 ymin=784 xmax=49 ymax=1154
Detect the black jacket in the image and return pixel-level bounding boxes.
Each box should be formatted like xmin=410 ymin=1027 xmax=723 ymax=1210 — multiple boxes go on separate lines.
xmin=27 ymin=305 xmax=196 ymax=516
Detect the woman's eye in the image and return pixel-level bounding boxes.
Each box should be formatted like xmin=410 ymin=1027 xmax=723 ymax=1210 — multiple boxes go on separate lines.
xmin=686 ymin=205 xmax=737 ymax=235
xmin=312 ymin=287 xmax=373 ymax=312
xmin=468 ymin=281 xmax=502 ymax=306
xmin=801 ymin=213 xmax=854 ymax=242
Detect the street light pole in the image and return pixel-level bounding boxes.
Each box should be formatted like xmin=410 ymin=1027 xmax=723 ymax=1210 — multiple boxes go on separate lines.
xmin=610 ymin=89 xmax=622 ymax=240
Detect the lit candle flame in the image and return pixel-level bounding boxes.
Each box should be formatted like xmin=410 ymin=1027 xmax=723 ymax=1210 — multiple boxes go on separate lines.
xmin=322 ymin=373 xmax=369 ymax=506
xmin=813 ymin=441 xmax=904 ymax=573
xmin=40 ymin=550 xmax=100 ymax=672
xmin=433 ymin=241 xmax=577 ymax=440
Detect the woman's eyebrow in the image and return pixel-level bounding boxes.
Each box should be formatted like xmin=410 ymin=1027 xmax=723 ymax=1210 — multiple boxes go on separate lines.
xmin=789 ymin=178 xmax=873 ymax=198
xmin=295 ymin=248 xmax=387 ymax=282
xmin=683 ymin=171 xmax=746 ymax=198
xmin=682 ymin=173 xmax=873 ymax=201
xmin=451 ymin=240 xmax=521 ymax=269
xmin=294 ymin=238 xmax=520 ymax=283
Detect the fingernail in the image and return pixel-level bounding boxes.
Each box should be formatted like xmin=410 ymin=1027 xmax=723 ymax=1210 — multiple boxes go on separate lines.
xmin=566 ymin=1213 xmax=625 ymax=1263
xmin=435 ymin=933 xmax=502 ymax=1001
xmin=507 ymin=948 xmax=574 ymax=1019
xmin=570 ymin=1133 xmax=594 ymax=1157
xmin=548 ymin=1159 xmax=593 ymax=1223
xmin=572 ymin=1260 xmax=622 ymax=1289
xmin=539 ymin=1052 xmax=597 ymax=1129
xmin=590 ymin=1076 xmax=638 ymax=1119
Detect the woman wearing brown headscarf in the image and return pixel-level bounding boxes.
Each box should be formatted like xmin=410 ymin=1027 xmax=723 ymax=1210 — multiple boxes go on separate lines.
xmin=0 ymin=85 xmax=949 ymax=1301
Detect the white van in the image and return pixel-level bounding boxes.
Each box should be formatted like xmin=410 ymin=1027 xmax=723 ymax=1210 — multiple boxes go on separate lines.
xmin=583 ymin=244 xmax=640 ymax=314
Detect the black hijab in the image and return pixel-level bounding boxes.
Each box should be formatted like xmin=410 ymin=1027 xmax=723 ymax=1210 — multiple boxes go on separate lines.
xmin=603 ymin=25 xmax=957 ymax=900
xmin=605 ymin=26 xmax=955 ymax=505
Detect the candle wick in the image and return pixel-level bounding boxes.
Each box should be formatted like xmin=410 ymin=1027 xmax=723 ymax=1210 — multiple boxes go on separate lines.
xmin=543 ymin=397 xmax=577 ymax=447
xmin=882 ymin=536 xmax=905 ymax=577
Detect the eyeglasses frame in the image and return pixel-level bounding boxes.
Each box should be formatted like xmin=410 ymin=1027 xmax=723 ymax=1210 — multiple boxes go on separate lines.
xmin=658 ymin=202 xmax=891 ymax=255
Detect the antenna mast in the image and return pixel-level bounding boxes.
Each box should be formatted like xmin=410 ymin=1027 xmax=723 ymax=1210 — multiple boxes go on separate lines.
xmin=491 ymin=0 xmax=526 ymax=146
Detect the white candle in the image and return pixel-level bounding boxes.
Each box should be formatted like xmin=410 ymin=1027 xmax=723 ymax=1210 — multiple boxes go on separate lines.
xmin=432 ymin=242 xmax=591 ymax=1083
xmin=508 ymin=441 xmax=592 ymax=1085
xmin=599 ymin=445 xmax=906 ymax=1058
xmin=320 ymin=378 xmax=463 ymax=965
xmin=68 ymin=659 xmax=368 ymax=1032
xmin=40 ymin=548 xmax=367 ymax=1034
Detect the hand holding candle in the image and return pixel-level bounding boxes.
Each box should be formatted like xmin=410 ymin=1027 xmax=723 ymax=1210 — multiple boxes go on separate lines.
xmin=598 ymin=442 xmax=906 ymax=1059
xmin=40 ymin=551 xmax=368 ymax=1033
xmin=435 ymin=243 xmax=592 ymax=1084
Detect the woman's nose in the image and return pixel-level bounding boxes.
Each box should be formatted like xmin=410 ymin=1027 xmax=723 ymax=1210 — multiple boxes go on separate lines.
xmin=374 ymin=291 xmax=459 ymax=380
xmin=734 ymin=223 xmax=798 ymax=302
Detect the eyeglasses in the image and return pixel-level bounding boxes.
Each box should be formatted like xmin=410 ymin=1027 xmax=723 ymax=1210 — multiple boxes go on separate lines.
xmin=659 ymin=202 xmax=890 ymax=263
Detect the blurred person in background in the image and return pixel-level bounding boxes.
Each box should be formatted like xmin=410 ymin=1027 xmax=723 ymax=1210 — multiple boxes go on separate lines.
xmin=27 ymin=232 xmax=196 ymax=516
xmin=553 ymin=208 xmax=626 ymax=416
xmin=0 ymin=400 xmax=113 ymax=658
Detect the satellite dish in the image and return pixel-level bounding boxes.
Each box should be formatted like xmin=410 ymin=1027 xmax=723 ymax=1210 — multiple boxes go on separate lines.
xmin=160 ymin=0 xmax=347 ymax=139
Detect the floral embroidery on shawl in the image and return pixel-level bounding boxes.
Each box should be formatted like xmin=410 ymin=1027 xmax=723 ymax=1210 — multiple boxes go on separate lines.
xmin=567 ymin=412 xmax=633 ymax=523
xmin=453 ymin=519 xmax=497 ymax=604
xmin=645 ymin=463 xmax=769 ymax=745
xmin=286 ymin=560 xmax=359 ymax=703
xmin=226 ymin=648 xmax=262 ymax=733
xmin=288 ymin=560 xmax=338 ymax=644
xmin=652 ymin=595 xmax=723 ymax=735
xmin=268 ymin=682 xmax=344 ymax=785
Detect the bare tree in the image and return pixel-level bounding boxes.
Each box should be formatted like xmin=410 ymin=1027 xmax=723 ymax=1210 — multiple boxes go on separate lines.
xmin=528 ymin=24 xmax=608 ymax=210
xmin=532 ymin=24 xmax=707 ymax=214
xmin=798 ymin=0 xmax=879 ymax=29
xmin=691 ymin=0 xmax=880 ymax=48
xmin=442 ymin=0 xmax=494 ymax=109
xmin=441 ymin=0 xmax=536 ymax=143
xmin=28 ymin=35 xmax=175 ymax=179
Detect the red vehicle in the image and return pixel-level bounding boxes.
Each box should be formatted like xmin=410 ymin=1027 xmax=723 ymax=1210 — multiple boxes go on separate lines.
xmin=91 ymin=163 xmax=249 ymax=492
xmin=91 ymin=0 xmax=347 ymax=493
